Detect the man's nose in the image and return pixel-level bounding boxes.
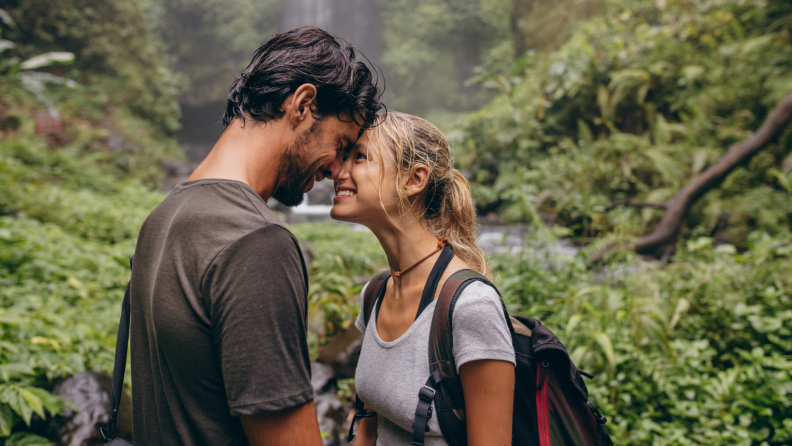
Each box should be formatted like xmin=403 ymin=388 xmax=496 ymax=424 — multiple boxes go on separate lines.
xmin=316 ymin=151 xmax=345 ymax=181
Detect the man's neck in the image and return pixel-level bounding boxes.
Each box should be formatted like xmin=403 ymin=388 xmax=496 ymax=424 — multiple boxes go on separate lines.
xmin=187 ymin=117 xmax=284 ymax=200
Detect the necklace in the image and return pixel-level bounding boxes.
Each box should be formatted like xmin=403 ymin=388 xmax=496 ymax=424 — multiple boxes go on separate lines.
xmin=390 ymin=237 xmax=449 ymax=278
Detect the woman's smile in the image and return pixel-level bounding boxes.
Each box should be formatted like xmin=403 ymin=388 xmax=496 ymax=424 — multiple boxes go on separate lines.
xmin=334 ymin=186 xmax=357 ymax=201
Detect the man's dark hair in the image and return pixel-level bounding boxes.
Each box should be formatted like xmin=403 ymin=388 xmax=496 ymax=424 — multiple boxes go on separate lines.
xmin=223 ymin=26 xmax=384 ymax=129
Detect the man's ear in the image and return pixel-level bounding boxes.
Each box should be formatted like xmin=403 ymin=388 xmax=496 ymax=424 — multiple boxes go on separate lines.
xmin=403 ymin=164 xmax=430 ymax=199
xmin=284 ymin=84 xmax=318 ymax=128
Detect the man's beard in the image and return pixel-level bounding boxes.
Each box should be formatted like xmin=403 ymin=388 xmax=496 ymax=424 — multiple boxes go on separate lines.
xmin=272 ymin=123 xmax=324 ymax=207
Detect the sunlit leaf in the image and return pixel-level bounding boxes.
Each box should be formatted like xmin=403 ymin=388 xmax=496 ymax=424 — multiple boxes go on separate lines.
xmin=19 ymin=52 xmax=75 ymax=70
xmin=566 ymin=314 xmax=585 ymax=338
xmin=592 ymin=332 xmax=616 ymax=369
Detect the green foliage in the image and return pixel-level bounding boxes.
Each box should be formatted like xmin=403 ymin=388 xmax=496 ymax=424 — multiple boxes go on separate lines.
xmin=289 ymin=222 xmax=386 ymax=344
xmin=0 ymin=122 xmax=152 ymax=439
xmin=510 ymin=0 xmax=601 ymax=55
xmin=3 ymin=0 xmax=182 ymax=134
xmin=455 ymin=0 xmax=792 ymax=248
xmin=4 ymin=432 xmax=53 ymax=446
xmin=379 ymin=0 xmax=513 ymax=114
xmin=0 ymin=21 xmax=170 ymax=434
xmin=491 ymin=230 xmax=792 ymax=445
xmin=149 ymin=0 xmax=283 ymax=107
xmin=1 ymin=1 xmax=790 ymax=445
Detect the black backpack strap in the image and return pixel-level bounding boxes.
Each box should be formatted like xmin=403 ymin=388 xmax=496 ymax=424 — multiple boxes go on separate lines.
xmin=411 ymin=369 xmax=441 ymax=446
xmin=347 ymin=269 xmax=389 ymax=443
xmin=100 ymin=257 xmax=133 ymax=442
xmin=362 ymin=269 xmax=390 ymax=328
xmin=415 ymin=245 xmax=454 ymax=321
xmin=347 ymin=393 xmax=377 ymax=443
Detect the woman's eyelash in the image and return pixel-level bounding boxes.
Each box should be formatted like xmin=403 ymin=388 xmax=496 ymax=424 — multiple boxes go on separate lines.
xmin=356 ymin=153 xmax=367 ymax=160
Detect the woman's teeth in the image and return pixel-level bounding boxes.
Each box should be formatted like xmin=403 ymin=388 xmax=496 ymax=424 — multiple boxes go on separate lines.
xmin=337 ymin=190 xmax=355 ymax=197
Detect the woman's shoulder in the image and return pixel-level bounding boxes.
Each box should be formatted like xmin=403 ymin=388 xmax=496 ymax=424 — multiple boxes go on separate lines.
xmin=447 ymin=277 xmax=515 ymax=368
xmin=453 ymin=278 xmax=501 ymax=305
xmin=449 ymin=278 xmax=507 ymax=327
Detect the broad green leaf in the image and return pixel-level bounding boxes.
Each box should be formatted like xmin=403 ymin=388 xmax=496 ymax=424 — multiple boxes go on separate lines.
xmin=0 ymin=39 xmax=14 ymax=53
xmin=26 ymin=387 xmax=73 ymax=416
xmin=592 ymin=332 xmax=616 ymax=369
xmin=2 ymin=386 xmax=32 ymax=426
xmin=577 ymin=119 xmax=593 ymax=145
xmin=569 ymin=346 xmax=589 ymax=368
xmin=5 ymin=432 xmax=53 ymax=446
xmin=0 ymin=363 xmax=35 ymax=383
xmin=669 ymin=298 xmax=691 ymax=331
xmin=0 ymin=403 xmax=17 ymax=437
xmin=566 ymin=314 xmax=585 ymax=338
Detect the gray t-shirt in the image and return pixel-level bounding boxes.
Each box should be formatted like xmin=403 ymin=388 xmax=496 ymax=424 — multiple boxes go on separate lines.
xmin=130 ymin=179 xmax=312 ymax=446
xmin=354 ymin=280 xmax=515 ymax=446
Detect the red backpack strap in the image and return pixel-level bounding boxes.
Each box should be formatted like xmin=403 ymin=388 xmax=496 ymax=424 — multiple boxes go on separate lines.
xmin=362 ymin=270 xmax=390 ymax=328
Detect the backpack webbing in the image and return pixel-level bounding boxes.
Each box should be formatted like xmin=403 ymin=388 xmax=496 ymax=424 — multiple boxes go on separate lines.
xmin=414 ymin=271 xmax=613 ymax=446
xmin=362 ymin=270 xmax=390 ymax=328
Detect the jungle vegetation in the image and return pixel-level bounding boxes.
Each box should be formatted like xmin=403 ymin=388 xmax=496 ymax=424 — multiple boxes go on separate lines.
xmin=0 ymin=0 xmax=791 ymax=445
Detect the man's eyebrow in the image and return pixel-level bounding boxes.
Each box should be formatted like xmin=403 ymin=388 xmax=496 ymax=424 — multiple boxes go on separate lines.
xmin=342 ymin=135 xmax=355 ymax=154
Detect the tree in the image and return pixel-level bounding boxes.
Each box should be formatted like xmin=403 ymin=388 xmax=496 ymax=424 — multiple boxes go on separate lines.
xmin=623 ymin=91 xmax=792 ymax=259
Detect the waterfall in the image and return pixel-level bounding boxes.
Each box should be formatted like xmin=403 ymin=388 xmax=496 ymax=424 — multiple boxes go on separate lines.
xmin=281 ymin=0 xmax=334 ymax=31
xmin=280 ymin=0 xmax=384 ymax=65
xmin=280 ymin=0 xmax=385 ymax=222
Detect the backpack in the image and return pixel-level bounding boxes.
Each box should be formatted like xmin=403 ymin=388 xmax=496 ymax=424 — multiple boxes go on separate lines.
xmin=348 ymin=246 xmax=613 ymax=446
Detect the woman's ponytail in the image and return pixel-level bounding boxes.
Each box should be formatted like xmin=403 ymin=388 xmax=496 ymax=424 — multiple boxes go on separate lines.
xmin=435 ymin=170 xmax=491 ymax=278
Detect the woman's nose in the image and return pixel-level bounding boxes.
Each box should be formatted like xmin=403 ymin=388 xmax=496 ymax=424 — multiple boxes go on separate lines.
xmin=328 ymin=153 xmax=354 ymax=181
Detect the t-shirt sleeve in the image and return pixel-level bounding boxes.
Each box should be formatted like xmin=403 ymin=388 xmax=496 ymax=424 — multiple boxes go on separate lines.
xmin=452 ymin=281 xmax=516 ymax=372
xmin=355 ymin=282 xmax=369 ymax=334
xmin=203 ymin=225 xmax=312 ymax=416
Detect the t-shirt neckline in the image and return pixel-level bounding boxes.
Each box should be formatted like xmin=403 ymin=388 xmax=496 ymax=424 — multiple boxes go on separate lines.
xmin=371 ymin=297 xmax=438 ymax=349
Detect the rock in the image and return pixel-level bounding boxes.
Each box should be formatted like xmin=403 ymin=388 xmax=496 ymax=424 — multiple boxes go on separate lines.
xmin=311 ymin=362 xmax=336 ymax=393
xmin=317 ymin=327 xmax=362 ymax=379
xmin=300 ymin=241 xmax=315 ymax=268
xmin=306 ymin=180 xmax=335 ymax=205
xmin=104 ymin=137 xmax=133 ymax=153
xmin=32 ymin=372 xmax=133 ymax=446
xmin=315 ymin=392 xmax=344 ymax=446
xmin=34 ymin=113 xmax=62 ymax=135
xmin=160 ymin=159 xmax=193 ymax=192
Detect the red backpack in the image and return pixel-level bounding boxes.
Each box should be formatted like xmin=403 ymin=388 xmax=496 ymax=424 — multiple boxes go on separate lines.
xmin=349 ymin=246 xmax=613 ymax=446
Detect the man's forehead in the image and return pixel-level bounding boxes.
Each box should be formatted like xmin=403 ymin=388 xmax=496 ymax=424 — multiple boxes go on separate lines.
xmin=337 ymin=116 xmax=364 ymax=143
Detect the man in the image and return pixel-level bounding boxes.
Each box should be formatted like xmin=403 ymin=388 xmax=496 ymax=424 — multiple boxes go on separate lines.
xmin=130 ymin=27 xmax=384 ymax=445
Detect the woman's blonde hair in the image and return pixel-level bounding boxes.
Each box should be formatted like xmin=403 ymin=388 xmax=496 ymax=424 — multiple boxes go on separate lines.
xmin=369 ymin=112 xmax=491 ymax=278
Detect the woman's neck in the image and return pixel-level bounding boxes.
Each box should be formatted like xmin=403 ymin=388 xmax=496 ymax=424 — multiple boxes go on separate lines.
xmin=370 ymin=215 xmax=443 ymax=296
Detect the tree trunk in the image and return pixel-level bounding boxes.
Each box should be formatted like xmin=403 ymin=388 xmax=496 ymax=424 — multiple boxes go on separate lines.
xmin=631 ymin=91 xmax=792 ymax=256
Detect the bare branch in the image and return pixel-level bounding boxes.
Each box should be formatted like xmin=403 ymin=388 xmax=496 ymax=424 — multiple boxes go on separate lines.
xmin=604 ymin=200 xmax=667 ymax=211
xmin=630 ymin=90 xmax=792 ymax=256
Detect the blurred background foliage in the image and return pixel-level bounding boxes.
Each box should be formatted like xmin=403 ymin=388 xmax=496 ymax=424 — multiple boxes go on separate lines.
xmin=0 ymin=0 xmax=791 ymax=444
xmin=456 ymin=0 xmax=792 ymax=251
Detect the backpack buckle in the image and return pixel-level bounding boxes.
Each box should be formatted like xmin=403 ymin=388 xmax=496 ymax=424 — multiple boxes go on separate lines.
xmin=418 ymin=385 xmax=436 ymax=402
xmin=587 ymin=402 xmax=608 ymax=424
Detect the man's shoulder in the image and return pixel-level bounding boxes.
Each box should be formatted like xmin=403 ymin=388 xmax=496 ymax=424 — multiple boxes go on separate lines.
xmin=137 ymin=179 xmax=296 ymax=265
xmin=148 ymin=179 xmax=283 ymax=233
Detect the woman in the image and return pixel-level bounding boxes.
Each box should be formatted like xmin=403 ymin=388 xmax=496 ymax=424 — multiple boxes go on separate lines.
xmin=330 ymin=112 xmax=515 ymax=446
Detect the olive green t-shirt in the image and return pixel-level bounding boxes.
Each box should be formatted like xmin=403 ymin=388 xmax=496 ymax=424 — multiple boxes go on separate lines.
xmin=130 ymin=179 xmax=312 ymax=446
